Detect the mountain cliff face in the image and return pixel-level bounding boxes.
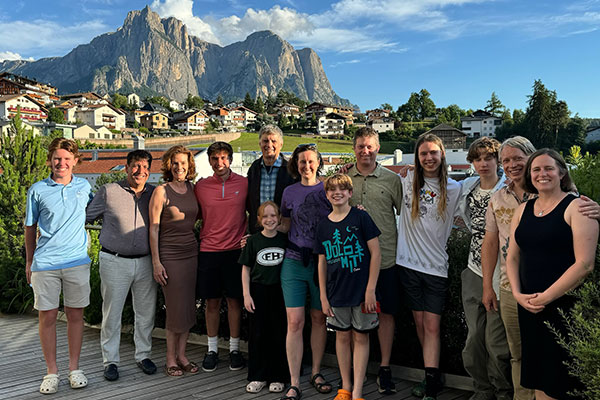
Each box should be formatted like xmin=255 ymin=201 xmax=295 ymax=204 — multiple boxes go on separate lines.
xmin=0 ymin=6 xmax=352 ymax=107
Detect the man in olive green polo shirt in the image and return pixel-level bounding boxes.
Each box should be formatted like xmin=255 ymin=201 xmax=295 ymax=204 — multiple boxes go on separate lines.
xmin=347 ymin=127 xmax=403 ymax=395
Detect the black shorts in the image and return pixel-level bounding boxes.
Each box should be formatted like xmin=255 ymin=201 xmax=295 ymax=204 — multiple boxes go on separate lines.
xmin=376 ymin=265 xmax=402 ymax=315
xmin=398 ymin=266 xmax=448 ymax=315
xmin=197 ymin=249 xmax=243 ymax=299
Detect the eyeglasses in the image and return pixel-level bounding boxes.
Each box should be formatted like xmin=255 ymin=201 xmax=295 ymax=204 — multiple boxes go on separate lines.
xmin=296 ymin=143 xmax=317 ymax=151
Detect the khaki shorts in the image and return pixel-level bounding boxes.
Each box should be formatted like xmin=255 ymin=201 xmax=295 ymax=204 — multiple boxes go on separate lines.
xmin=327 ymin=305 xmax=379 ymax=333
xmin=31 ymin=264 xmax=91 ymax=311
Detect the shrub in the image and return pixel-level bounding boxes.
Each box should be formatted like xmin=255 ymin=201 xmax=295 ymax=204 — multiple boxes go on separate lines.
xmin=0 ymin=112 xmax=49 ymax=313
xmin=554 ymin=145 xmax=600 ymax=398
xmin=552 ymin=274 xmax=600 ymax=399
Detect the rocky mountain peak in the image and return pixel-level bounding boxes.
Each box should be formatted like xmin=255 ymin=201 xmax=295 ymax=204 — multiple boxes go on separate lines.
xmin=0 ymin=7 xmax=353 ymax=108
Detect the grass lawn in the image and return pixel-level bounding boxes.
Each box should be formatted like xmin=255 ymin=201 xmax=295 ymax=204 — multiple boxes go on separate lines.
xmin=228 ymin=131 xmax=355 ymax=153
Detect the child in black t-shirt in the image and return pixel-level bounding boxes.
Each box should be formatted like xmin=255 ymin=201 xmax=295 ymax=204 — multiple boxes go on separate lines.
xmin=239 ymin=201 xmax=289 ymax=394
xmin=317 ymin=174 xmax=381 ymax=400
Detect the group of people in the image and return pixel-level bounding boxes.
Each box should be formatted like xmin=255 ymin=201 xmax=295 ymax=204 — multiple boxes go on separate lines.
xmin=24 ymin=125 xmax=599 ymax=400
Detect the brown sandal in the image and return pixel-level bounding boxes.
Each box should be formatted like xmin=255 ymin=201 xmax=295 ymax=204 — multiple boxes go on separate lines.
xmin=164 ymin=365 xmax=184 ymax=377
xmin=311 ymin=373 xmax=333 ymax=394
xmin=177 ymin=360 xmax=199 ymax=374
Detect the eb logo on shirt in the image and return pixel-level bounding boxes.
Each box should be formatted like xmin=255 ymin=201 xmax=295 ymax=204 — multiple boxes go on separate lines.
xmin=257 ymin=248 xmax=285 ymax=266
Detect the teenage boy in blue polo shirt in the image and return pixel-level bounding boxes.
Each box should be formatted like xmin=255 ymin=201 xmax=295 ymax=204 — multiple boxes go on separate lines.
xmin=25 ymin=138 xmax=92 ymax=395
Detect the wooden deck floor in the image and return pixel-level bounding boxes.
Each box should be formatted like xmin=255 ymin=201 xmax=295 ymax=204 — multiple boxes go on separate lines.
xmin=0 ymin=313 xmax=471 ymax=400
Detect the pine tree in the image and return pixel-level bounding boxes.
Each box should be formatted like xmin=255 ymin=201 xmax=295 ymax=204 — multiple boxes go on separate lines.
xmin=484 ymin=92 xmax=504 ymax=116
xmin=255 ymin=97 xmax=265 ymax=114
xmin=0 ymin=111 xmax=49 ymax=312
xmin=243 ymin=92 xmax=255 ymax=111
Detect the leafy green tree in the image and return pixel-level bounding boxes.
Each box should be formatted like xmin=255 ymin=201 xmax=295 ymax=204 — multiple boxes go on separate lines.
xmin=111 ymin=93 xmax=128 ymax=109
xmin=298 ymin=114 xmax=308 ymax=129
xmin=215 ymin=95 xmax=223 ymax=107
xmin=0 ymin=111 xmax=49 ymax=313
xmin=558 ymin=116 xmax=586 ymax=153
xmin=47 ymin=108 xmax=65 ymax=124
xmin=417 ymin=89 xmax=436 ymax=120
xmin=243 ymin=92 xmax=255 ymax=111
xmin=436 ymin=104 xmax=466 ymax=128
xmin=94 ymin=172 xmax=127 ymax=192
xmin=278 ymin=115 xmax=290 ymax=130
xmin=484 ymin=92 xmax=504 ymax=116
xmin=381 ymin=103 xmax=393 ymax=111
xmin=209 ymin=118 xmax=220 ymax=131
xmin=397 ymin=89 xmax=436 ymax=121
xmin=185 ymin=93 xmax=204 ymax=110
xmin=144 ymin=96 xmax=170 ymax=109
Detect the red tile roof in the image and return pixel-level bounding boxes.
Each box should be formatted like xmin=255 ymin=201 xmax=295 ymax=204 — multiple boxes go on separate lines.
xmin=75 ymin=150 xmax=202 ymax=174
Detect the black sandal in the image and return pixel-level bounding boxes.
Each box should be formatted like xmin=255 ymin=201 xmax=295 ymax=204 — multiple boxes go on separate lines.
xmin=310 ymin=373 xmax=333 ymax=394
xmin=280 ymin=385 xmax=302 ymax=400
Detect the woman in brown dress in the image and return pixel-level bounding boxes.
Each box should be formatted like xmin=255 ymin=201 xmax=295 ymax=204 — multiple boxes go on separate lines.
xmin=149 ymin=145 xmax=200 ymax=376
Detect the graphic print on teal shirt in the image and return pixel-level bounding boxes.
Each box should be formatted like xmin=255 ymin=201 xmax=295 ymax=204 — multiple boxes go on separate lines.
xmin=316 ymin=207 xmax=381 ymax=307
xmin=321 ymin=226 xmax=365 ymax=273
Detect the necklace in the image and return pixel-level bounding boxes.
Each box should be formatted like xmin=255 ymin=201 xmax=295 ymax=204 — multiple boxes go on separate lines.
xmin=536 ymin=196 xmax=564 ymax=216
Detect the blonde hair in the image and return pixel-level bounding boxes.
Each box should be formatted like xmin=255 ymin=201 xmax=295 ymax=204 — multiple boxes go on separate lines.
xmin=412 ymin=133 xmax=448 ymax=220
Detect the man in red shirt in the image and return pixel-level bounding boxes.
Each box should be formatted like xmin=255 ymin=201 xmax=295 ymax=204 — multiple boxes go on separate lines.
xmin=195 ymin=141 xmax=248 ymax=372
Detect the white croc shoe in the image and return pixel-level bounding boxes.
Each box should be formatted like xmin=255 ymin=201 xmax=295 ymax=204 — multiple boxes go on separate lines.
xmin=68 ymin=370 xmax=88 ymax=389
xmin=39 ymin=374 xmax=59 ymax=394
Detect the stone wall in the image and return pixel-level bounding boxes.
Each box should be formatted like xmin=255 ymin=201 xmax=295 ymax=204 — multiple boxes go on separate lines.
xmin=85 ymin=132 xmax=242 ymax=148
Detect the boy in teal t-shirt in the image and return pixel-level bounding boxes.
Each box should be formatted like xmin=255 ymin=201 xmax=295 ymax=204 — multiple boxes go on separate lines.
xmin=317 ymin=174 xmax=381 ymax=400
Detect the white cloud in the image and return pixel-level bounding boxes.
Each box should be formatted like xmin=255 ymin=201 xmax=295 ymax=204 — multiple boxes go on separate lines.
xmin=209 ymin=6 xmax=314 ymax=44
xmin=151 ymin=0 xmax=221 ymax=43
xmin=0 ymin=51 xmax=33 ymax=62
xmin=150 ymin=0 xmax=399 ymax=53
xmin=0 ymin=19 xmax=109 ymax=59
xmin=294 ymin=28 xmax=397 ymax=53
xmin=329 ymin=59 xmax=361 ymax=68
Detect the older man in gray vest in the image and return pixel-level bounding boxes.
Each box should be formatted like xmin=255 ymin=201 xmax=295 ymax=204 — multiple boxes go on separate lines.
xmin=86 ymin=150 xmax=157 ymax=381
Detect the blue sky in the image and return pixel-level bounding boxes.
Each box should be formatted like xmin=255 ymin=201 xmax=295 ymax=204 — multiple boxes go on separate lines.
xmin=1 ymin=0 xmax=599 ymax=116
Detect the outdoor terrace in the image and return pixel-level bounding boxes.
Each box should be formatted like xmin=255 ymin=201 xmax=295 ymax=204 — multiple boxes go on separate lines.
xmin=0 ymin=313 xmax=472 ymax=400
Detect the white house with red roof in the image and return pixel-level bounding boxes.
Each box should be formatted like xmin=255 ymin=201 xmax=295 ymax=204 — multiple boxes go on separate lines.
xmin=0 ymin=94 xmax=48 ymax=122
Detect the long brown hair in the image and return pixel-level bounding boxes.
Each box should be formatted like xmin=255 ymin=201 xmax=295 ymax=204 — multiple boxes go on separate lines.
xmin=411 ymin=133 xmax=449 ymax=220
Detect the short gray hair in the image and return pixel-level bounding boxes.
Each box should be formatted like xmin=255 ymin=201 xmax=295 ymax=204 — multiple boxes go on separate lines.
xmin=499 ymin=136 xmax=536 ymax=158
xmin=259 ymin=124 xmax=283 ymax=142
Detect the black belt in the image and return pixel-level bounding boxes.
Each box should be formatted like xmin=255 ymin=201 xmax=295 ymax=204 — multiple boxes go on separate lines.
xmin=101 ymin=247 xmax=149 ymax=259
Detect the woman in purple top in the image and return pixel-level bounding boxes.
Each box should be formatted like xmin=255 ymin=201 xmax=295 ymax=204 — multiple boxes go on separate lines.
xmin=278 ymin=144 xmax=333 ymax=400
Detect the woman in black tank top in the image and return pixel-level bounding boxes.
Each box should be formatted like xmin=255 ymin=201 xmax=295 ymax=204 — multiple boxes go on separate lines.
xmin=505 ymin=149 xmax=598 ymax=400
